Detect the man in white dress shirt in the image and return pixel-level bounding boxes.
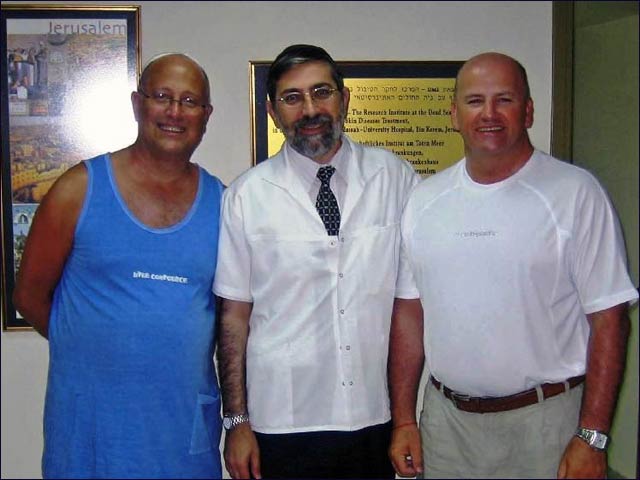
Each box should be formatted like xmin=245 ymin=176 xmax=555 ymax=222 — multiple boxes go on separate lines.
xmin=214 ymin=44 xmax=419 ymax=478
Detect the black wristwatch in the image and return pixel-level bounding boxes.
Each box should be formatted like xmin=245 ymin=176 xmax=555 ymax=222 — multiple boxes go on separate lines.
xmin=223 ymin=413 xmax=250 ymax=431
xmin=575 ymin=427 xmax=609 ymax=451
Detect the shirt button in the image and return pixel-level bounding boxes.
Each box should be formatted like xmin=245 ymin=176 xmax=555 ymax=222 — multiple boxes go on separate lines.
xmin=346 ymin=345 xmax=351 ymax=351
xmin=340 ymin=309 xmax=345 ymax=314
xmin=338 ymin=273 xmax=344 ymax=278
xmin=349 ymin=381 xmax=354 ymax=386
xmin=342 ymin=381 xmax=346 ymax=386
xmin=330 ymin=240 xmax=336 ymax=246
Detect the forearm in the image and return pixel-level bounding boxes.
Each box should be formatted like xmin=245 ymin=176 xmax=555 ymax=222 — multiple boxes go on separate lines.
xmin=217 ymin=298 xmax=253 ymax=414
xmin=11 ymin=163 xmax=86 ymax=340
xmin=13 ymin=263 xmax=56 ymax=339
xmin=580 ymin=304 xmax=630 ymax=431
xmin=388 ymin=297 xmax=425 ymax=424
xmin=13 ymin=290 xmax=51 ymax=339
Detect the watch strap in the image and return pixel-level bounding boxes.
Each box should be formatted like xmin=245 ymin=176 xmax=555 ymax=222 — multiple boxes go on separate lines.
xmin=223 ymin=413 xmax=250 ymax=431
xmin=575 ymin=427 xmax=609 ymax=451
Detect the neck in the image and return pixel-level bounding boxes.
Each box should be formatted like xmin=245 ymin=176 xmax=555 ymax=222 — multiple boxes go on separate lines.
xmin=119 ymin=143 xmax=194 ymax=183
xmin=465 ymin=143 xmax=534 ymax=184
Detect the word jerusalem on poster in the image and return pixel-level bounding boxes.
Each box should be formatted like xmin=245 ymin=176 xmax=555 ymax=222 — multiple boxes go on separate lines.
xmin=1 ymin=5 xmax=140 ymax=330
xmin=250 ymin=61 xmax=464 ymax=176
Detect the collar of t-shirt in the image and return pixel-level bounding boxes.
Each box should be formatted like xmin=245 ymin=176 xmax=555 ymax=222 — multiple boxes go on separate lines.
xmin=286 ymin=137 xmax=349 ymax=209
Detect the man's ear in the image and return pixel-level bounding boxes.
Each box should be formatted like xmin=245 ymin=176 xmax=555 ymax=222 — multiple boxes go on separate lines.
xmin=266 ymin=100 xmax=281 ymax=130
xmin=524 ymin=98 xmax=534 ymax=129
xmin=341 ymin=86 xmax=350 ymax=114
xmin=450 ymin=101 xmax=459 ymax=131
xmin=202 ymin=104 xmax=214 ymax=133
xmin=131 ymin=90 xmax=142 ymax=123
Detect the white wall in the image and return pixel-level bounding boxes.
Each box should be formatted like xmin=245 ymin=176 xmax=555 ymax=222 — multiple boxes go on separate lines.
xmin=1 ymin=2 xmax=553 ymax=478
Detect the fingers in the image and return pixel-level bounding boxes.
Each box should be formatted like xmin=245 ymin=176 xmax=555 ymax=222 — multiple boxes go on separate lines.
xmin=391 ymin=453 xmax=419 ymax=477
xmin=391 ymin=448 xmax=423 ymax=477
xmin=224 ymin=427 xmax=261 ymax=479
xmin=389 ymin=425 xmax=424 ymax=477
xmin=557 ymin=437 xmax=607 ymax=479
xmin=557 ymin=455 xmax=567 ymax=479
xmin=391 ymin=452 xmax=417 ymax=477
xmin=250 ymin=448 xmax=262 ymax=479
xmin=411 ymin=444 xmax=424 ymax=475
xmin=224 ymin=453 xmax=245 ymax=479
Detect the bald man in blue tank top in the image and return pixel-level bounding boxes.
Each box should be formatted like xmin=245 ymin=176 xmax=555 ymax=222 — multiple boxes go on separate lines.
xmin=14 ymin=53 xmax=224 ymax=478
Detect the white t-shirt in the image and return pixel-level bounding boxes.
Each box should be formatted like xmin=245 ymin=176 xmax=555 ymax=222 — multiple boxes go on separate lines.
xmin=214 ymin=136 xmax=420 ymax=433
xmin=399 ymin=150 xmax=638 ymax=397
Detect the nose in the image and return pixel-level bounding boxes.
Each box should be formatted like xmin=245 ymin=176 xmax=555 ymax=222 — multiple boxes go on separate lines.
xmin=165 ymin=98 xmax=184 ymax=116
xmin=301 ymin=92 xmax=319 ymax=116
xmin=481 ymin=99 xmax=497 ymax=119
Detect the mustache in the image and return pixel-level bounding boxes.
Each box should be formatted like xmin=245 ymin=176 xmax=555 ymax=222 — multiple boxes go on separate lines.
xmin=294 ymin=114 xmax=333 ymax=130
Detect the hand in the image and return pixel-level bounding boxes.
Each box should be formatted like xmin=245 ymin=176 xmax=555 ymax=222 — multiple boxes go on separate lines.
xmin=224 ymin=423 xmax=261 ymax=479
xmin=557 ymin=436 xmax=607 ymax=479
xmin=389 ymin=423 xmax=424 ymax=477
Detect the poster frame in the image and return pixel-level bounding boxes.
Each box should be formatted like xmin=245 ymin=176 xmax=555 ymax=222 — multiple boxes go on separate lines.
xmin=1 ymin=4 xmax=140 ymax=330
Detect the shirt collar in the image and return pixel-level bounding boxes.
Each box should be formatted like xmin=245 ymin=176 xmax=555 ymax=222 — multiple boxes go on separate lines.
xmin=286 ymin=136 xmax=350 ymax=189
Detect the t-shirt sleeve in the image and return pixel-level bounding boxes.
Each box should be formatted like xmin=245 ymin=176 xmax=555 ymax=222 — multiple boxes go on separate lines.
xmin=212 ymin=186 xmax=253 ymax=302
xmin=395 ymin=182 xmax=420 ymax=299
xmin=572 ymin=176 xmax=638 ymax=313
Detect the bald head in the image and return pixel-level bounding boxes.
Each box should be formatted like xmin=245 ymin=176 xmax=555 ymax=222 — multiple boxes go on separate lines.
xmin=454 ymin=52 xmax=530 ymax=102
xmin=139 ymin=53 xmax=211 ymax=103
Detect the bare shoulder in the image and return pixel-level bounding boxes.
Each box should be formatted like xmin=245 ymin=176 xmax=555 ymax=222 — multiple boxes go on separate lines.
xmin=42 ymin=162 xmax=88 ymax=210
xmin=33 ymin=162 xmax=89 ymax=233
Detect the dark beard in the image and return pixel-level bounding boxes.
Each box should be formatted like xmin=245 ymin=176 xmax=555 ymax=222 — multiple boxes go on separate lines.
xmin=290 ymin=114 xmax=342 ymax=160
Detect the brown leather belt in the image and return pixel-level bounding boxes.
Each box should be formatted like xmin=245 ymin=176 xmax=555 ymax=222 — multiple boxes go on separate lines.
xmin=430 ymin=374 xmax=585 ymax=414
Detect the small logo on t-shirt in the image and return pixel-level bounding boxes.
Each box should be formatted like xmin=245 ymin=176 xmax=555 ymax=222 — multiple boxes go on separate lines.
xmin=455 ymin=230 xmax=497 ymax=238
xmin=132 ymin=270 xmax=189 ymax=284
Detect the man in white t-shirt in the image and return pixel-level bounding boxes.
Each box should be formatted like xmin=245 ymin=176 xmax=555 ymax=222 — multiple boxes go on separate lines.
xmin=214 ymin=44 xmax=419 ymax=479
xmin=388 ymin=52 xmax=638 ymax=479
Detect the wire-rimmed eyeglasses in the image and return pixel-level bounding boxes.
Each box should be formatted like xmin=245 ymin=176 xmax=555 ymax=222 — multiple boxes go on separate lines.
xmin=137 ymin=88 xmax=208 ymax=110
xmin=276 ymin=86 xmax=339 ymax=107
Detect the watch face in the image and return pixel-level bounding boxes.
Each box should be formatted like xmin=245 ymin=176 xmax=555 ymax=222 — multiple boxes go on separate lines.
xmin=593 ymin=434 xmax=608 ymax=449
xmin=223 ymin=413 xmax=249 ymax=431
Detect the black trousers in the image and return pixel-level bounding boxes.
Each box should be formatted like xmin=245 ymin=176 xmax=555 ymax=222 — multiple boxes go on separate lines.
xmin=254 ymin=421 xmax=395 ymax=479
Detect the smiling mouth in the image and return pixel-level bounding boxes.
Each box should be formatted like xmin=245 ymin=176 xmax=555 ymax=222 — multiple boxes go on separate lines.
xmin=159 ymin=124 xmax=186 ymax=133
xmin=295 ymin=115 xmax=332 ymax=136
xmin=298 ymin=124 xmax=327 ymax=135
xmin=477 ymin=126 xmax=504 ymax=133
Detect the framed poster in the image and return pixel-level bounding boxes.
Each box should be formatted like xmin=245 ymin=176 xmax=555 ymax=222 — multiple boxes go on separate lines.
xmin=250 ymin=61 xmax=464 ymax=175
xmin=1 ymin=5 xmax=140 ymax=330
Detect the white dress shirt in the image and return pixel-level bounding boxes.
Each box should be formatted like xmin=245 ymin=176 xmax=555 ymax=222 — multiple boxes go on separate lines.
xmin=214 ymin=136 xmax=419 ymax=433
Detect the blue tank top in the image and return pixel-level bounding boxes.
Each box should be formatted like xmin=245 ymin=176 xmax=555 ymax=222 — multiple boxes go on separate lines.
xmin=43 ymin=153 xmax=223 ymax=479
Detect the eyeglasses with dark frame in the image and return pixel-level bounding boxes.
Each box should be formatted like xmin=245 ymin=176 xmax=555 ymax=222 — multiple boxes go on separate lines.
xmin=276 ymin=86 xmax=339 ymax=107
xmin=137 ymin=88 xmax=209 ymax=110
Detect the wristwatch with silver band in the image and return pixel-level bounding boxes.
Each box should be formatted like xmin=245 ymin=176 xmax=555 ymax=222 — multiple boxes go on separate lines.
xmin=575 ymin=427 xmax=609 ymax=451
xmin=223 ymin=413 xmax=250 ymax=431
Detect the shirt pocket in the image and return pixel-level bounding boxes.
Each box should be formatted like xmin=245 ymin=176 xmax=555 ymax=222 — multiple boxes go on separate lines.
xmin=43 ymin=389 xmax=96 ymax=478
xmin=247 ymin=233 xmax=332 ymax=302
xmin=346 ymin=222 xmax=400 ymax=295
xmin=246 ymin=342 xmax=293 ymax=430
xmin=189 ymin=392 xmax=222 ymax=455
